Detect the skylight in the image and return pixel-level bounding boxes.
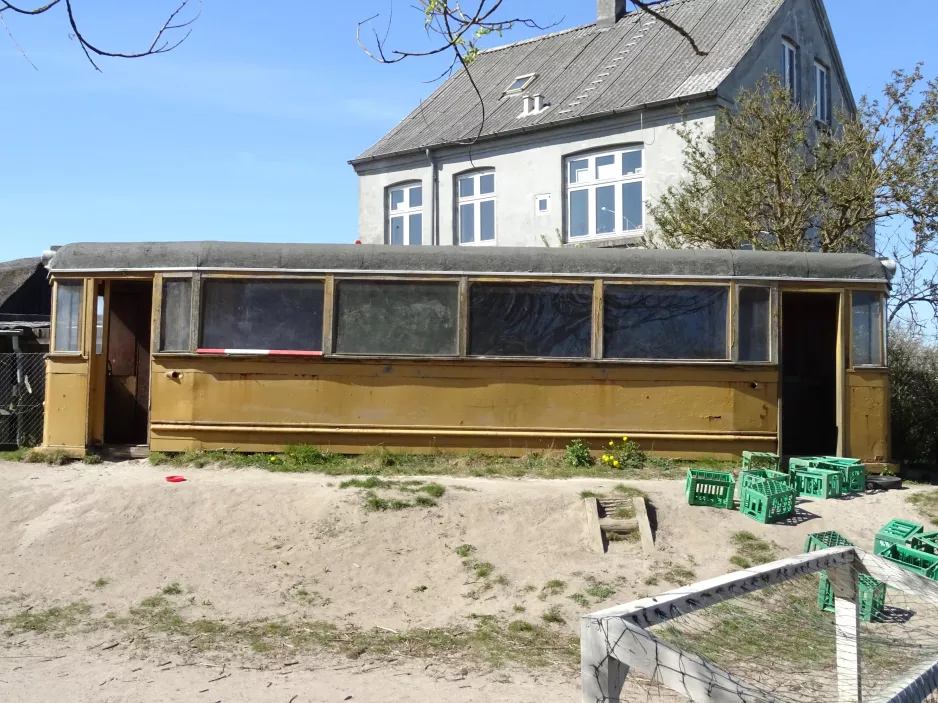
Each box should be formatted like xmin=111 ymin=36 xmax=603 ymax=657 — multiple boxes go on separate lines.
xmin=504 ymin=73 xmax=536 ymax=95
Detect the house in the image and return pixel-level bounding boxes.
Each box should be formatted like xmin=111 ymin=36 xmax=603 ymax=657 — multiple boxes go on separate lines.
xmin=0 ymin=257 xmax=52 ymax=353
xmin=351 ymin=0 xmax=853 ymax=248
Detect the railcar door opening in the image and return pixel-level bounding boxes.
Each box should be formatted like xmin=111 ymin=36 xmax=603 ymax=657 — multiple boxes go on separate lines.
xmin=103 ymin=281 xmax=153 ymax=446
xmin=780 ymin=292 xmax=839 ymax=457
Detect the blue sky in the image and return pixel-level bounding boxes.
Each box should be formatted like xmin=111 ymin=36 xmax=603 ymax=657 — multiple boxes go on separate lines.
xmin=2 ymin=0 xmax=936 ymax=260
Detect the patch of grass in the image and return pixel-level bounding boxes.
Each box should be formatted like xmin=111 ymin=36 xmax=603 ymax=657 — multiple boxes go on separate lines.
xmin=93 ymin=578 xmax=109 ymax=588
xmin=512 ymin=605 xmax=526 ymax=613
xmin=413 ymin=585 xmax=428 ymax=593
xmin=611 ymin=505 xmax=635 ymax=520
xmin=492 ymin=574 xmax=510 ymax=587
xmin=584 ymin=580 xmax=615 ymax=601
xmin=418 ymin=483 xmax=446 ymax=498
xmin=414 ymin=495 xmax=437 ymax=508
xmin=541 ymin=580 xmax=566 ymax=597
xmin=568 ymin=593 xmax=590 ymax=608
xmin=540 ymin=605 xmax=566 ymax=625
xmin=161 ymin=583 xmax=183 ymax=596
xmin=0 ymin=447 xmax=30 ymax=462
xmin=644 ymin=576 xmax=659 ymax=587
xmin=612 ymin=484 xmax=647 ymax=499
xmin=81 ymin=454 xmax=103 ymax=465
xmin=139 ymin=595 xmax=170 ymax=609
xmin=731 ymin=531 xmax=778 ymax=569
xmin=606 ymin=530 xmax=639 ymax=543
xmin=23 ymin=448 xmax=71 ymax=465
xmin=908 ymin=490 xmax=938 ymax=526
xmin=659 ymin=565 xmax=696 ymax=585
xmin=455 ymin=544 xmax=476 ymax=558
xmin=5 ymin=602 xmax=91 ymax=633
xmin=579 ymin=490 xmax=602 ymax=499
xmin=340 ymin=476 xmax=395 ymax=490
xmin=474 ymin=562 xmax=495 ymax=579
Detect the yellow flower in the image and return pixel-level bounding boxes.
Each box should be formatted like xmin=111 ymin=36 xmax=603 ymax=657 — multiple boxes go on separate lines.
xmin=622 ymin=436 xmax=628 ymax=442
xmin=613 ymin=460 xmax=620 ymax=468
xmin=609 ymin=441 xmax=614 ymax=446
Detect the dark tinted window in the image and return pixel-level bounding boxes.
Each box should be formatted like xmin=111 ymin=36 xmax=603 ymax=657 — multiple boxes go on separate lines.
xmin=738 ymin=287 xmax=771 ymax=362
xmin=604 ymin=285 xmax=728 ymax=359
xmin=160 ymin=278 xmax=192 ymax=352
xmin=469 ymin=283 xmax=592 ymax=357
xmin=852 ymin=291 xmax=883 ymax=366
xmin=201 ymin=280 xmax=324 ymax=351
xmin=336 ymin=281 xmax=458 ymax=356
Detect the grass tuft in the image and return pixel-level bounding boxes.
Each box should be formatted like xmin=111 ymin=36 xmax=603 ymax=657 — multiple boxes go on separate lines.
xmin=455 ymin=544 xmax=476 ymax=558
xmin=93 ymin=578 xmax=110 ymax=588
xmin=7 ymin=602 xmax=91 ymax=633
xmin=731 ymin=531 xmax=777 ymax=569
xmin=162 ymin=583 xmax=184 ymax=596
xmin=568 ymin=593 xmax=589 ymax=608
xmin=23 ymin=448 xmax=71 ymax=465
xmin=908 ymin=490 xmax=938 ymax=526
xmin=541 ymin=579 xmax=566 ymax=597
xmin=540 ymin=605 xmax=566 ymax=625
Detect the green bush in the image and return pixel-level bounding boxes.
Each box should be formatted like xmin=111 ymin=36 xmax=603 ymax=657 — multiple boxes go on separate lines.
xmin=600 ymin=435 xmax=645 ymax=470
xmin=564 ymin=439 xmax=593 ymax=468
xmin=890 ymin=330 xmax=938 ymax=469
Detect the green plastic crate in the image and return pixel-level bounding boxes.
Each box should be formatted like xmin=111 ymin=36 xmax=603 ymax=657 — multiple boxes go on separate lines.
xmin=818 ymin=456 xmax=863 ymax=466
xmin=804 ymin=530 xmax=855 ymax=553
xmin=685 ymin=469 xmax=735 ymax=509
xmin=789 ymin=457 xmax=825 ymax=472
xmin=879 ymin=543 xmax=938 ymax=579
xmin=738 ymin=469 xmax=788 ymax=497
xmin=741 ymin=451 xmax=781 ymax=473
xmin=874 ymin=519 xmax=925 ymax=555
xmin=909 ymin=531 xmax=938 ymax=555
xmin=818 ymin=572 xmax=886 ymax=622
xmin=790 ymin=468 xmax=843 ymax=499
xmin=816 ymin=460 xmax=866 ymax=493
xmin=740 ymin=478 xmax=795 ymax=524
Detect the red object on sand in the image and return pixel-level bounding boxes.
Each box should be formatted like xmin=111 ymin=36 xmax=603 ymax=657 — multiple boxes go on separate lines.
xmin=165 ymin=475 xmax=186 ymax=483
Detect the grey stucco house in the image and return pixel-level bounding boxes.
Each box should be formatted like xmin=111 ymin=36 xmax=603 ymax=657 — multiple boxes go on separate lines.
xmin=350 ymin=0 xmax=853 ymax=248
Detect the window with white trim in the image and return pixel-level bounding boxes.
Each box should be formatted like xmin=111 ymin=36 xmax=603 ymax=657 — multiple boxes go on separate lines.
xmin=388 ymin=183 xmax=424 ymax=245
xmin=815 ymin=61 xmax=830 ymax=123
xmin=457 ymin=170 xmax=496 ymax=245
xmin=565 ymin=148 xmax=644 ymax=240
xmin=504 ymin=73 xmax=536 ymax=95
xmin=782 ymin=39 xmax=799 ymax=102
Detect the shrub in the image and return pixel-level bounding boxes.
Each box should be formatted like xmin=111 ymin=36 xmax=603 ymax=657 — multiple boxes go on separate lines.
xmin=600 ymin=436 xmax=645 ymax=470
xmin=564 ymin=439 xmax=593 ymax=468
xmin=889 ymin=330 xmax=938 ymax=469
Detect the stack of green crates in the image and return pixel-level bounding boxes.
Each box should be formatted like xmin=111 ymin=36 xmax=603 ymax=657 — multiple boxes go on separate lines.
xmin=804 ymin=530 xmax=855 ymax=553
xmin=792 ymin=456 xmax=866 ymax=493
xmin=790 ymin=467 xmax=843 ymax=499
xmin=879 ymin=543 xmax=938 ymax=579
xmin=874 ymin=519 xmax=924 ymax=555
xmin=741 ymin=451 xmax=781 ymax=472
xmin=738 ymin=468 xmax=788 ymax=499
xmin=685 ymin=469 xmax=735 ymax=509
xmin=740 ymin=478 xmax=795 ymax=524
xmin=909 ymin=531 xmax=938 ymax=555
xmin=817 ymin=572 xmax=886 ymax=622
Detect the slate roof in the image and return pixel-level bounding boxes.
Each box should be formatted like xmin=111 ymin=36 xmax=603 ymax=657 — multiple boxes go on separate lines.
xmin=46 ymin=242 xmax=888 ymax=283
xmin=354 ymin=0 xmax=786 ymax=163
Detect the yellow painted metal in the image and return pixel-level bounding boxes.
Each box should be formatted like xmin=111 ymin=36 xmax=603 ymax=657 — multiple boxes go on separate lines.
xmin=43 ymin=356 xmax=90 ymax=450
xmin=846 ymin=369 xmax=889 ymax=461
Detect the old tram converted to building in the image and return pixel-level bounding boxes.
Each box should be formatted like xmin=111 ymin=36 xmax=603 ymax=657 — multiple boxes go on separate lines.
xmin=42 ymin=243 xmax=891 ymax=461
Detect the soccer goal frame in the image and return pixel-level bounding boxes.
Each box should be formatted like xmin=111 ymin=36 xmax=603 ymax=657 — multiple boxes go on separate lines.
xmin=580 ymin=546 xmax=938 ymax=703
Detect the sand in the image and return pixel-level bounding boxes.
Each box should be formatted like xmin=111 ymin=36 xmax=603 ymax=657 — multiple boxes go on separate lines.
xmin=0 ymin=460 xmax=928 ymax=702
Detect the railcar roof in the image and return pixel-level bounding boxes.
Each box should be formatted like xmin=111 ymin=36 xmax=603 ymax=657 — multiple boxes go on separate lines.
xmin=45 ymin=242 xmax=888 ymax=282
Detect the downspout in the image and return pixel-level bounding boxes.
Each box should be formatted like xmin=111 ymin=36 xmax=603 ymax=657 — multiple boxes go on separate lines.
xmin=426 ymin=148 xmax=439 ymax=245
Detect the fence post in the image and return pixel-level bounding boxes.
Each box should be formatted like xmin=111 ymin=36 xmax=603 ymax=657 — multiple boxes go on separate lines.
xmin=828 ymin=563 xmax=862 ymax=702
xmin=580 ymin=616 xmax=628 ymax=703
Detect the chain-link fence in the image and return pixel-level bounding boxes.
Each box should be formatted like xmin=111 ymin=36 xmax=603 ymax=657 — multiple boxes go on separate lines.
xmin=0 ymin=353 xmax=45 ymax=448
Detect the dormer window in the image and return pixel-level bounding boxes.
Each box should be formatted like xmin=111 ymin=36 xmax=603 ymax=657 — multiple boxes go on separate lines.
xmin=504 ymin=73 xmax=536 ymax=95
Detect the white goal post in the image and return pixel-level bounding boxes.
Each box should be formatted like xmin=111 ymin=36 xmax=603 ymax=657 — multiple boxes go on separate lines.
xmin=580 ymin=546 xmax=938 ymax=703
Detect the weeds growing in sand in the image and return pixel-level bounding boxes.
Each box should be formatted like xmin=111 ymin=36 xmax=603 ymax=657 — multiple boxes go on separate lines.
xmin=6 ymin=602 xmax=91 ymax=633
xmin=908 ymin=489 xmax=938 ymax=526
xmin=22 ymin=448 xmax=71 ymax=465
xmin=730 ymin=532 xmax=778 ymax=569
xmin=656 ymin=565 xmax=697 ymax=585
xmin=455 ymin=544 xmax=476 ymax=558
xmin=162 ymin=583 xmax=184 ymax=596
xmin=568 ymin=593 xmax=589 ymax=608
xmin=564 ymin=439 xmax=593 ymax=468
xmin=81 ymin=454 xmax=102 ymax=465
xmin=541 ymin=580 xmax=566 ymax=597
xmin=93 ymin=578 xmax=110 ymax=588
xmin=584 ymin=578 xmax=615 ymax=601
xmin=540 ymin=605 xmax=566 ymax=625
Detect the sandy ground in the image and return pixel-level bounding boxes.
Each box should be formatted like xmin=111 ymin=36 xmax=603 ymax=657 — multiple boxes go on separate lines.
xmin=0 ymin=460 xmax=928 ymax=702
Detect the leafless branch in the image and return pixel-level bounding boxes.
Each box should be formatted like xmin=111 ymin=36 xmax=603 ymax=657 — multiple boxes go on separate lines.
xmin=1 ymin=0 xmax=200 ymax=71
xmin=631 ymin=0 xmax=708 ymax=56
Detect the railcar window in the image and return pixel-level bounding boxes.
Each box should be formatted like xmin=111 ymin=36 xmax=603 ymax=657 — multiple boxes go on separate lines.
xmin=468 ymin=283 xmax=592 ymax=358
xmin=200 ymin=280 xmax=324 ymax=352
xmin=160 ymin=278 xmax=192 ymax=352
xmin=851 ymin=291 xmax=883 ymax=366
xmin=335 ymin=281 xmax=459 ymax=356
xmin=53 ymin=281 xmax=83 ymax=353
xmin=604 ymin=285 xmax=728 ymax=360
xmin=738 ymin=286 xmax=771 ymax=362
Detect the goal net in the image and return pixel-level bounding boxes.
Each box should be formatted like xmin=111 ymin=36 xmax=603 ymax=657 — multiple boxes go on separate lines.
xmin=580 ymin=546 xmax=938 ymax=703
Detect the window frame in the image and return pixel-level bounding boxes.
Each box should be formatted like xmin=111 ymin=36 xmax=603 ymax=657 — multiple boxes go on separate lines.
xmin=850 ymin=290 xmax=886 ymax=368
xmin=196 ymin=275 xmax=327 ymax=357
xmin=782 ymin=39 xmax=799 ymax=103
xmin=456 ymin=170 xmax=497 ymax=246
xmin=156 ymin=274 xmax=195 ymax=354
xmin=503 ymin=73 xmax=536 ymax=95
xmin=387 ymin=182 xmax=424 ymax=246
xmin=814 ymin=60 xmax=831 ymax=124
xmin=734 ymin=284 xmax=778 ymax=364
xmin=564 ymin=147 xmax=645 ymax=242
xmin=52 ymin=279 xmax=84 ymax=355
xmin=601 ymin=280 xmax=732 ymax=362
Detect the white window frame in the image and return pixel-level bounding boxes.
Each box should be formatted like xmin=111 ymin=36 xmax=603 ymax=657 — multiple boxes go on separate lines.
xmin=815 ymin=61 xmax=830 ymax=123
xmin=387 ymin=183 xmax=424 ymax=246
xmin=535 ymin=193 xmax=551 ymax=216
xmin=457 ymin=170 xmax=497 ymax=246
xmin=564 ymin=147 xmax=645 ymax=242
xmin=782 ymin=39 xmax=799 ymax=102
xmin=503 ymin=73 xmax=536 ymax=95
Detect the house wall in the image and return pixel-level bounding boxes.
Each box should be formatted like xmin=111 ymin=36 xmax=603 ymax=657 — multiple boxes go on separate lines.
xmin=356 ymin=105 xmax=717 ymax=248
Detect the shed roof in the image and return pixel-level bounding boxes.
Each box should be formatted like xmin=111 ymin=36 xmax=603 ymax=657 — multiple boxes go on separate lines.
xmin=46 ymin=242 xmax=888 ymax=282
xmin=353 ymin=0 xmax=786 ymax=163
xmin=0 ymin=258 xmax=43 ymax=310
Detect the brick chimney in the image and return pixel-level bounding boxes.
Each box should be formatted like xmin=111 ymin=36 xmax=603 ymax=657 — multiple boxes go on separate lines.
xmin=597 ymin=0 xmax=627 ymax=27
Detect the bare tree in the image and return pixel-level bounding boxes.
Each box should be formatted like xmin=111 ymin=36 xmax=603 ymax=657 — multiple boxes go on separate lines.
xmin=1 ymin=0 xmax=201 ymax=71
